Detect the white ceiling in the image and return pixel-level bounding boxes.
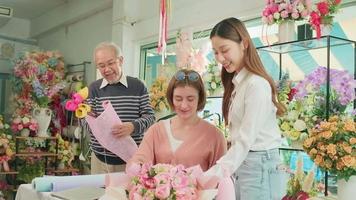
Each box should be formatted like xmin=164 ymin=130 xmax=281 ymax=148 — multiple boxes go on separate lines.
xmin=0 ymin=0 xmax=68 ymax=20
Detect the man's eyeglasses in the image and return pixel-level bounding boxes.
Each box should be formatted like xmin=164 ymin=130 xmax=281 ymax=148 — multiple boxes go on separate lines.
xmin=174 ymin=70 xmax=200 ymax=82
xmin=96 ymin=59 xmax=117 ymax=70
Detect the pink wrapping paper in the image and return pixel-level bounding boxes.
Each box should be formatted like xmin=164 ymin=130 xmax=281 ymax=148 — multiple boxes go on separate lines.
xmin=85 ymin=101 xmax=138 ymax=162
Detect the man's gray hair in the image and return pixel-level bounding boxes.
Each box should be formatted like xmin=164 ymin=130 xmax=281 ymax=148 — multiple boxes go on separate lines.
xmin=94 ymin=42 xmax=122 ymax=61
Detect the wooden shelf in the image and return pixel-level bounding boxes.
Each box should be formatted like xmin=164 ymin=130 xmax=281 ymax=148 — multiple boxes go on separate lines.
xmin=15 ymin=153 xmax=58 ymax=157
xmin=16 ymin=136 xmax=57 ymax=140
xmin=46 ymin=168 xmax=79 ymax=173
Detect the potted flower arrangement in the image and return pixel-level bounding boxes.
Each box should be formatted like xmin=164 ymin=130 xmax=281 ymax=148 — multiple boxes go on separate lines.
xmin=261 ymin=0 xmax=312 ymax=43
xmin=11 ymin=50 xmax=66 ymax=137
xmin=303 ymin=116 xmax=355 ymax=199
xmin=203 ymin=62 xmax=222 ymax=97
xmin=149 ymin=77 xmax=170 ymax=119
xmin=309 ymin=0 xmax=342 ymax=38
xmin=10 ymin=116 xmax=38 ymax=137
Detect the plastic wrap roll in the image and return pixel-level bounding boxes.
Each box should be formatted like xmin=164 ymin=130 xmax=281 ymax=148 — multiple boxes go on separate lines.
xmin=32 ymin=173 xmax=116 ymax=192
xmin=73 ymin=74 xmax=84 ymax=82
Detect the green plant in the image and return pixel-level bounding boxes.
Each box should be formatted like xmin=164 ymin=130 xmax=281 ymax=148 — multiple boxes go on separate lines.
xmin=17 ymin=161 xmax=44 ymax=183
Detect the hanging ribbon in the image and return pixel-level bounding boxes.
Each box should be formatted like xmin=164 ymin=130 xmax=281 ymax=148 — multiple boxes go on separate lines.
xmin=158 ymin=0 xmax=171 ymax=64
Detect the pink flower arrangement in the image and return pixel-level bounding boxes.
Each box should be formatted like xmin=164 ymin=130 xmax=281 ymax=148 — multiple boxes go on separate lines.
xmin=262 ymin=0 xmax=312 ymax=25
xmin=10 ymin=116 xmax=38 ymax=133
xmin=309 ymin=0 xmax=342 ymax=38
xmin=128 ymin=163 xmax=199 ymax=200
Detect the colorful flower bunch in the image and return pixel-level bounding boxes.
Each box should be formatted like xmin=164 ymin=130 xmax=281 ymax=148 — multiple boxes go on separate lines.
xmin=10 ymin=116 xmax=38 ymax=134
xmin=203 ymin=62 xmax=222 ymax=97
xmin=0 ymin=133 xmax=15 ymax=172
xmin=277 ymin=73 xmax=313 ymax=147
xmin=149 ymin=77 xmax=170 ymax=112
xmin=65 ymin=87 xmax=91 ymax=118
xmin=262 ymin=0 xmax=312 ymax=25
xmin=49 ymin=134 xmax=75 ymax=168
xmin=128 ymin=163 xmax=199 ymax=200
xmin=309 ymin=0 xmax=342 ymax=38
xmin=12 ymin=51 xmax=65 ymax=112
xmin=303 ymin=116 xmax=356 ymax=181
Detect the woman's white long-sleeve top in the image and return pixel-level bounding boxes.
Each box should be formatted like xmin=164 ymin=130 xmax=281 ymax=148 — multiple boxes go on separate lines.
xmin=205 ymin=68 xmax=282 ymax=178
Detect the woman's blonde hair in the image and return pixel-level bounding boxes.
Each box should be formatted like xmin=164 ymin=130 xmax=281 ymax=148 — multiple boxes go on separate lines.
xmin=210 ymin=17 xmax=286 ymax=124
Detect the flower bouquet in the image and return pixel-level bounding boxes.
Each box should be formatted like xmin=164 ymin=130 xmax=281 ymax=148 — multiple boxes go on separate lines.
xmin=309 ymin=0 xmax=342 ymax=38
xmin=149 ymin=77 xmax=170 ymax=112
xmin=277 ymin=73 xmax=313 ymax=148
xmin=49 ymin=134 xmax=75 ymax=169
xmin=262 ymin=0 xmax=311 ymax=25
xmin=303 ymin=116 xmax=355 ymax=181
xmin=102 ymin=163 xmax=220 ymax=200
xmin=203 ymin=62 xmax=222 ymax=97
xmin=10 ymin=116 xmax=38 ymax=136
xmin=0 ymin=133 xmax=15 ymax=172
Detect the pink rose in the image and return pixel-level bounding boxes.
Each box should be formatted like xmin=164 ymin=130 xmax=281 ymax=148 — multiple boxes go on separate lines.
xmin=171 ymin=174 xmax=189 ymax=189
xmin=154 ymin=184 xmax=171 ymax=199
xmin=281 ymin=10 xmax=289 ymax=18
xmin=292 ymin=12 xmax=300 ymax=19
xmin=317 ymin=1 xmax=329 ymax=15
xmin=154 ymin=173 xmax=171 ymax=185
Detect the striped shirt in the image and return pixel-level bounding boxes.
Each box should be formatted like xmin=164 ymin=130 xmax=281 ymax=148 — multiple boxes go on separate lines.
xmin=84 ymin=75 xmax=155 ymax=164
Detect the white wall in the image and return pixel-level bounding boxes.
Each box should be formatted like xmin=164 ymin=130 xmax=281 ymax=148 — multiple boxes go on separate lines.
xmin=37 ymin=8 xmax=113 ymax=84
xmin=0 ymin=17 xmax=31 ymax=39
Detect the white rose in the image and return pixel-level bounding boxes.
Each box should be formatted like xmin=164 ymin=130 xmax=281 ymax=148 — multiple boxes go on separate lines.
xmin=293 ymin=120 xmax=307 ymax=132
xmin=211 ymin=82 xmax=217 ymax=89
xmin=22 ymin=117 xmax=30 ymax=124
xmin=273 ymin=12 xmax=280 ymax=20
xmin=287 ymin=110 xmax=298 ymax=120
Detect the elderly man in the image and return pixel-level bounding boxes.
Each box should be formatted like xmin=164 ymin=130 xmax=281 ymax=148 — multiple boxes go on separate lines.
xmin=86 ymin=41 xmax=155 ymax=174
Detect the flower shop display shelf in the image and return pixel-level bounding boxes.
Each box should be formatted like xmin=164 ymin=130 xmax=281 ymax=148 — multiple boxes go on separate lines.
xmin=7 ymin=136 xmax=59 ymax=192
xmin=257 ymin=35 xmax=356 ymax=198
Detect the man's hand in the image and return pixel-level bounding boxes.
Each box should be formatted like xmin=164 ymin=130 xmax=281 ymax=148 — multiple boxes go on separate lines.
xmin=111 ymin=122 xmax=134 ymax=138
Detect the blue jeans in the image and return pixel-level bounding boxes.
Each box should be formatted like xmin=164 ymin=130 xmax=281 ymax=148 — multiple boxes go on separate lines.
xmin=234 ymin=149 xmax=287 ymax=200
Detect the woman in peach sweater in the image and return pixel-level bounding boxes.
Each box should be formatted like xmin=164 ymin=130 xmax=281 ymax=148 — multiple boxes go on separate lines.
xmin=128 ymin=69 xmax=227 ymax=171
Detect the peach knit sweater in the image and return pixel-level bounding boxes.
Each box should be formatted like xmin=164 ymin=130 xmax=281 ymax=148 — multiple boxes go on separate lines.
xmin=129 ymin=119 xmax=227 ymax=171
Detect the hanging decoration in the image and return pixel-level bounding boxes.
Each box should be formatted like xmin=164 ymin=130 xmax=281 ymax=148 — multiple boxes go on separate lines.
xmin=157 ymin=0 xmax=171 ymax=64
xmin=175 ymin=30 xmax=209 ymax=74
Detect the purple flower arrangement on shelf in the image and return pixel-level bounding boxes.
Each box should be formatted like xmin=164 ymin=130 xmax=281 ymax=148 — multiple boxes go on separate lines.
xmin=294 ymin=66 xmax=355 ymax=117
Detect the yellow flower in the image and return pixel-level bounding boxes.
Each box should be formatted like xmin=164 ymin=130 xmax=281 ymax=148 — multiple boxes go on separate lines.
xmin=280 ymin=121 xmax=291 ymax=131
xmin=289 ymin=130 xmax=301 ymax=140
